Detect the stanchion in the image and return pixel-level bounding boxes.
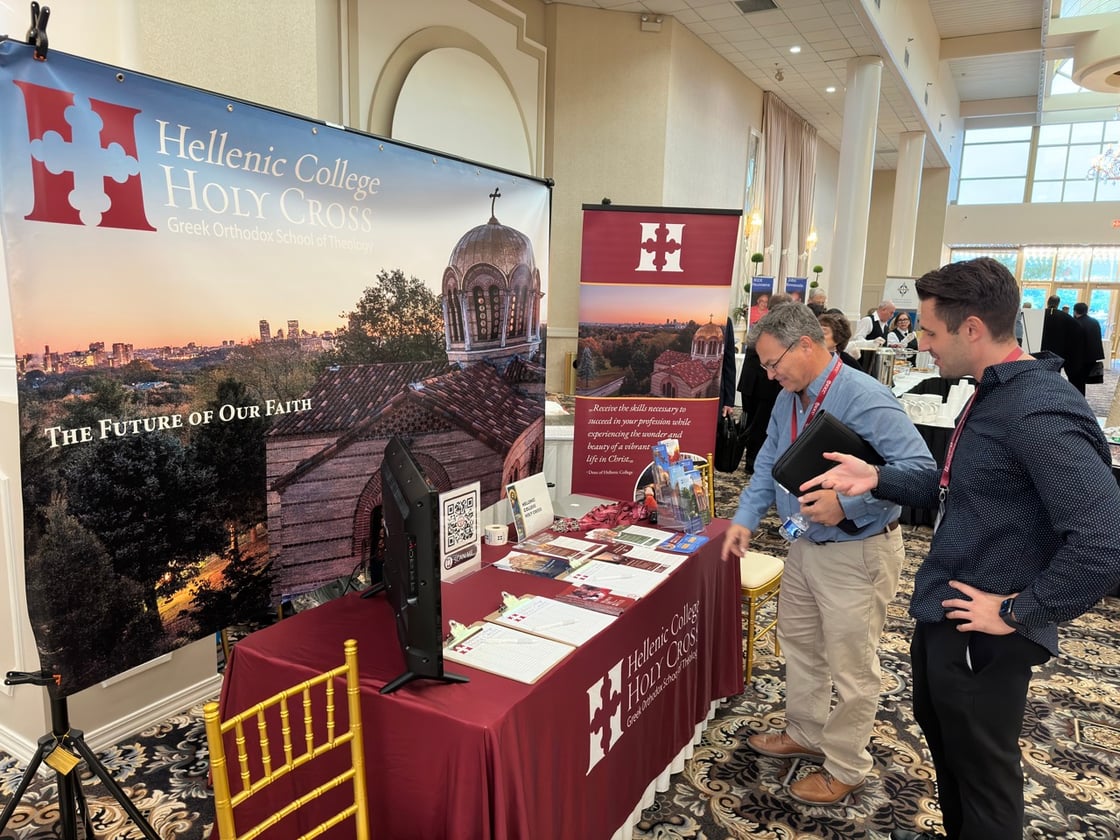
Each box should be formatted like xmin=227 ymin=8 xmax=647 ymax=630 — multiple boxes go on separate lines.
xmin=0 ymin=669 xmax=161 ymax=840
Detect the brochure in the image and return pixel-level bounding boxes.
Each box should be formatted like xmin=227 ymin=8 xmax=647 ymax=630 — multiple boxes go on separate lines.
xmin=552 ymin=583 xmax=638 ymax=617
xmin=492 ymin=551 xmax=571 ymax=579
xmin=513 ymin=533 xmax=605 ymax=566
xmin=658 ymin=531 xmax=710 ymax=554
xmin=610 ymin=524 xmax=675 ymax=547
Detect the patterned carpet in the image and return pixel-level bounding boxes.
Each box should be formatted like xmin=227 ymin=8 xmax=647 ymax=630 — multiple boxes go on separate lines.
xmin=1 ymin=455 xmax=1119 ymax=839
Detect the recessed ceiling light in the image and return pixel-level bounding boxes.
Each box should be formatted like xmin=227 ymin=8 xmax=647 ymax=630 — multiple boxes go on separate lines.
xmin=789 ymin=45 xmax=801 ymax=54
xmin=825 ymin=86 xmax=837 ymax=93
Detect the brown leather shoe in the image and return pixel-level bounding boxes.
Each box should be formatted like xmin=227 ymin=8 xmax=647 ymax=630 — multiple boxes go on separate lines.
xmin=747 ymin=731 xmax=825 ymax=761
xmin=788 ymin=769 xmax=864 ymax=805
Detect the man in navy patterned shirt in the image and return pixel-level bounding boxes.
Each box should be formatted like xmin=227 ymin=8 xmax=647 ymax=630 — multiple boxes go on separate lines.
xmin=806 ymin=258 xmax=1120 ymax=840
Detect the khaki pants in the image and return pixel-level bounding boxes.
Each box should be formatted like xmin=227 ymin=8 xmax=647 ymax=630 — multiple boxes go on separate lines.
xmin=779 ymin=528 xmax=904 ymax=785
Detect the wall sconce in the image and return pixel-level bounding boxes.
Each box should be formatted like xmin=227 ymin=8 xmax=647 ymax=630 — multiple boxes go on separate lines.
xmin=805 ymin=229 xmax=818 ymax=249
xmin=640 ymin=14 xmax=663 ymax=32
xmin=748 ymin=211 xmax=763 ymax=232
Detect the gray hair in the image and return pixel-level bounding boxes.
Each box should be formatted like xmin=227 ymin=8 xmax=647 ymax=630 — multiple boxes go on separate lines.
xmin=747 ymin=302 xmax=824 ymax=347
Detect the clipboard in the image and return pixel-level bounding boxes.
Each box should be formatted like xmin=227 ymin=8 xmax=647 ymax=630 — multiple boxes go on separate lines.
xmin=771 ymin=409 xmax=884 ymax=494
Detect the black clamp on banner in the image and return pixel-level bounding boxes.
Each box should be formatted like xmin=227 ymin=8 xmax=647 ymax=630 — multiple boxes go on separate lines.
xmin=27 ymin=1 xmax=50 ymax=60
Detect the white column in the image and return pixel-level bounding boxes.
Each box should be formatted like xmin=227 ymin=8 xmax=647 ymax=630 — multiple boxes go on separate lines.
xmin=887 ymin=131 xmax=926 ymax=277
xmin=830 ymin=56 xmax=883 ymax=320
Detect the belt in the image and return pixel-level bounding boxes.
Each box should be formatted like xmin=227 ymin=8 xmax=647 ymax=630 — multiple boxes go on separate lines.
xmin=808 ymin=519 xmax=899 ymax=545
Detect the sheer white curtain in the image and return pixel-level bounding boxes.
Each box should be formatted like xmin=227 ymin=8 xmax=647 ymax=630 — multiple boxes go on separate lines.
xmin=797 ymin=129 xmax=818 ymax=277
xmin=762 ymin=92 xmax=818 ymax=285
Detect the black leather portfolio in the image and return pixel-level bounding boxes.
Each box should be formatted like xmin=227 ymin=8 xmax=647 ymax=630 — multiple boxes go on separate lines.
xmin=771 ymin=409 xmax=884 ymax=494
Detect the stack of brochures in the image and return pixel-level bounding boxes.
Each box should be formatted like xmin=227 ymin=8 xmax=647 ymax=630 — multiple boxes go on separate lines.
xmin=648 ymin=439 xmax=710 ymax=534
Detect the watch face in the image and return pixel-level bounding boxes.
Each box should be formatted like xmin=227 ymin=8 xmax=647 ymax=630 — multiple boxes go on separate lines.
xmin=999 ymin=596 xmax=1016 ymax=617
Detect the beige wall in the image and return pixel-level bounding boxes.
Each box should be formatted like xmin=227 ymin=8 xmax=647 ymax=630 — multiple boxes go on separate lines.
xmin=943 ymin=200 xmax=1120 ymax=246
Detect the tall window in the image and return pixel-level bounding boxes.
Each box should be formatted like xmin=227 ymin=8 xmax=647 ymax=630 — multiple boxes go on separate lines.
xmin=957 ymin=127 xmax=1031 ymax=205
xmin=958 ymin=120 xmax=1120 ymax=205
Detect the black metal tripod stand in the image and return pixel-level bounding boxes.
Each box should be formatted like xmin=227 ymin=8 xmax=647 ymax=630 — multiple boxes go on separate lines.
xmin=0 ymin=669 xmax=160 ymax=840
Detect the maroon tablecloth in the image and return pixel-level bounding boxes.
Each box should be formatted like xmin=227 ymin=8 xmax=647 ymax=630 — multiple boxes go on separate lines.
xmin=215 ymin=519 xmax=742 ymax=840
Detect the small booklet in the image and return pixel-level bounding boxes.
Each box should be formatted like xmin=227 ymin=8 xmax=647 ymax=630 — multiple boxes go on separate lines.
xmin=487 ymin=594 xmax=616 ymax=646
xmin=513 ymin=533 xmax=606 ymax=566
xmin=594 ymin=544 xmax=684 ymax=573
xmin=552 ymin=583 xmax=639 ymax=617
xmin=610 ymin=524 xmax=676 ymax=548
xmin=560 ymin=558 xmax=666 ymax=598
xmin=492 ymin=551 xmax=571 ymax=579
xmin=442 ymin=621 xmax=574 ymax=684
xmin=658 ymin=531 xmax=710 ymax=554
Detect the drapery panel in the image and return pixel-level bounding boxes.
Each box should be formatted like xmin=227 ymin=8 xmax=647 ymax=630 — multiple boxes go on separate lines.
xmin=762 ymin=92 xmax=817 ymax=285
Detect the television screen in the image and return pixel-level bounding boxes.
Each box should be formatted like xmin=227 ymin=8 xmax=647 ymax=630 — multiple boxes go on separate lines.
xmin=364 ymin=436 xmax=467 ymax=694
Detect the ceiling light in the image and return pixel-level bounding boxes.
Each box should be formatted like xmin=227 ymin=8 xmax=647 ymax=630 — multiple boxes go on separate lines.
xmin=1088 ymin=144 xmax=1120 ymax=180
xmin=775 ymin=68 xmax=785 ymax=82
xmin=789 ymin=45 xmax=801 ymax=54
xmin=825 ymin=86 xmax=836 ymax=93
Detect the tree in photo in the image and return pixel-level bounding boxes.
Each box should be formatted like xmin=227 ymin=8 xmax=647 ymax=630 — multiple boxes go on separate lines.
xmin=26 ymin=503 xmax=167 ymax=692
xmin=329 ymin=268 xmax=447 ymax=364
xmin=189 ymin=377 xmax=268 ymax=553
xmin=62 ymin=432 xmax=227 ymax=622
xmin=215 ymin=340 xmax=319 ymax=407
xmin=578 ymin=345 xmax=597 ymax=387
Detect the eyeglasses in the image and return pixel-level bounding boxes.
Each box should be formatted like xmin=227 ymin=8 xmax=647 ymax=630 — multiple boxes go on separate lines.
xmin=760 ymin=340 xmax=798 ymax=373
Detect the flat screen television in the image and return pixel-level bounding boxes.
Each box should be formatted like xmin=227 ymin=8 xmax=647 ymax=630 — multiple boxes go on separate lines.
xmin=363 ymin=436 xmax=468 ymax=694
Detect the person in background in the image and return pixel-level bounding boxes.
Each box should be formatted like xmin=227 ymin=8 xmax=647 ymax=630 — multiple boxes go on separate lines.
xmin=722 ymin=303 xmax=934 ymax=808
xmin=887 ymin=311 xmax=919 ymax=352
xmin=851 ymin=299 xmax=895 ymax=373
xmin=809 ymin=289 xmax=827 ymax=308
xmin=818 ymin=311 xmax=862 ymax=370
xmin=749 ymin=292 xmax=771 ymax=325
xmin=1073 ymin=301 xmax=1105 ymax=389
xmin=737 ymin=294 xmax=793 ymax=473
xmin=720 ymin=316 xmax=737 ymax=418
xmin=1013 ymin=301 xmax=1031 ymax=347
xmin=1041 ymin=295 xmax=1086 ymax=393
xmin=804 ymin=257 xmax=1120 ymax=840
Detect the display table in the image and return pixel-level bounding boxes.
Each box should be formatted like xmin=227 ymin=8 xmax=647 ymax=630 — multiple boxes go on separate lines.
xmin=215 ymin=520 xmax=743 ymax=840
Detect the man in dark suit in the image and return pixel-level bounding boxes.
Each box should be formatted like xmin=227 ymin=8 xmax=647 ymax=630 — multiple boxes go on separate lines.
xmin=1073 ymin=302 xmax=1105 ymax=388
xmin=1040 ymin=295 xmax=1086 ymax=393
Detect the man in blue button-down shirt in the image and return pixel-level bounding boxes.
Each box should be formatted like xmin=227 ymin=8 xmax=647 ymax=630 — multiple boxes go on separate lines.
xmin=807 ymin=258 xmax=1120 ymax=840
xmin=721 ymin=303 xmax=935 ymax=807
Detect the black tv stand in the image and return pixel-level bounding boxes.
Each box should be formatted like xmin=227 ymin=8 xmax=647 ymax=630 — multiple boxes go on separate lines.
xmin=380 ymin=668 xmax=469 ymax=695
xmin=361 ymin=583 xmax=470 ymax=694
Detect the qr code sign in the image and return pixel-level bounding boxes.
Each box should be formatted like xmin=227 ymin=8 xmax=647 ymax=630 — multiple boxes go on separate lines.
xmin=442 ymin=488 xmax=478 ymax=552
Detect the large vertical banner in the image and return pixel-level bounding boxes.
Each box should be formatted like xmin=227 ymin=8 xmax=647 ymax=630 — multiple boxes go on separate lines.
xmin=0 ymin=43 xmax=550 ymax=694
xmin=572 ymin=206 xmax=739 ymax=502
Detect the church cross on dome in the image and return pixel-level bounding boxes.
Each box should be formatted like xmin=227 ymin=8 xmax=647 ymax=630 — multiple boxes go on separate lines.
xmin=489 ymin=187 xmax=501 ymax=222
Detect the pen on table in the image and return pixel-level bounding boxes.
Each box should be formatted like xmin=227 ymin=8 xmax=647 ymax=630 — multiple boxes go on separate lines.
xmin=535 ymin=619 xmax=577 ymax=630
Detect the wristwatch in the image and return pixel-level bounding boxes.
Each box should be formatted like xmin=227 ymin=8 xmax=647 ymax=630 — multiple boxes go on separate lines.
xmin=999 ymin=596 xmax=1025 ymax=631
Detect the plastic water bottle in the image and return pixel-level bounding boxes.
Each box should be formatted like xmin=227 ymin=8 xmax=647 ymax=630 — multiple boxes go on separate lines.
xmin=779 ymin=512 xmax=809 ymax=542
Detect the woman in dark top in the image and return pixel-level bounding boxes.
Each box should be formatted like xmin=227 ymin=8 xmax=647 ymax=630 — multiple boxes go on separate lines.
xmin=818 ymin=311 xmax=863 ymax=370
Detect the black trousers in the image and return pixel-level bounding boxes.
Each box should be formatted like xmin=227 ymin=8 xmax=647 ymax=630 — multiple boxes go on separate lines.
xmin=910 ymin=621 xmax=1050 ymax=840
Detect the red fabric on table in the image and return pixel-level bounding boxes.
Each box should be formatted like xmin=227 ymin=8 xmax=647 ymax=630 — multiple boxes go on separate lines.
xmin=214 ymin=519 xmax=742 ymax=840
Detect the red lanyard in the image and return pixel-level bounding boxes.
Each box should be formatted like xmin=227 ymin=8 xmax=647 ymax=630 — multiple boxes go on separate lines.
xmin=938 ymin=346 xmax=1024 ymax=490
xmin=790 ymin=355 xmax=843 ymax=443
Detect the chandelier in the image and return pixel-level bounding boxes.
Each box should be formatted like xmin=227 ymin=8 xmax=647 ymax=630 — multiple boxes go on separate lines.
xmin=1088 ymin=144 xmax=1120 ymax=181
